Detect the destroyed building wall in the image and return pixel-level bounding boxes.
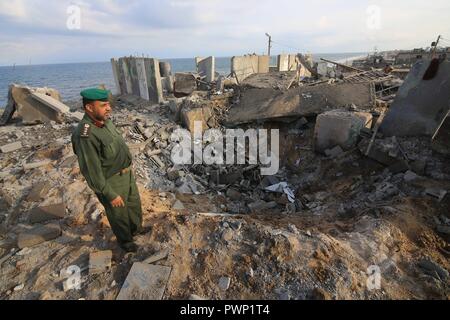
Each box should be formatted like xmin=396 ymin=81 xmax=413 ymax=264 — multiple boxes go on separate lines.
xmin=380 ymin=59 xmax=450 ymax=137
xmin=196 ymin=56 xmax=215 ymax=82
xmin=111 ymin=57 xmax=163 ymax=104
xmin=231 ymin=55 xmax=270 ymax=83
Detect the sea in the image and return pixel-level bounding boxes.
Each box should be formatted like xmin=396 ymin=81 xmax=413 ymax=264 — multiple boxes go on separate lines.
xmin=0 ymin=53 xmax=367 ymax=107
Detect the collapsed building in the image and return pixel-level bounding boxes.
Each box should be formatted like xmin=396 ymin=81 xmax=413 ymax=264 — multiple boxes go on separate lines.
xmin=0 ymin=52 xmax=449 ymax=300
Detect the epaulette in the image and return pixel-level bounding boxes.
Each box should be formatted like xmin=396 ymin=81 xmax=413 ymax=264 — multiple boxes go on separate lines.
xmin=80 ymin=123 xmax=91 ymax=138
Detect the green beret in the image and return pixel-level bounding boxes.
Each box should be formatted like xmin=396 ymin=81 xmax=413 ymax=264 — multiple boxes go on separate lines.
xmin=80 ymin=88 xmax=110 ymax=101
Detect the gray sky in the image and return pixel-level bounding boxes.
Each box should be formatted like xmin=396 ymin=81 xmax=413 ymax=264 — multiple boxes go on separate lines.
xmin=1 ymin=0 xmax=449 ymax=66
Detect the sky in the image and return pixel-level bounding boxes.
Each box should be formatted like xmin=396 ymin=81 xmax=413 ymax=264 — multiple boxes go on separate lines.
xmin=0 ymin=0 xmax=449 ymax=66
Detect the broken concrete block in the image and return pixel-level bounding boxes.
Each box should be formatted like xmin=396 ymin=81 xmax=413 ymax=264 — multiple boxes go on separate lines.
xmin=28 ymin=203 xmax=65 ymax=224
xmin=172 ymin=200 xmax=185 ymax=210
xmin=1 ymin=141 xmax=22 ymax=153
xmin=9 ymin=84 xmax=63 ymax=124
xmin=277 ymin=54 xmax=289 ymax=72
xmin=89 ymin=250 xmax=112 ymax=274
xmin=182 ymin=106 xmax=213 ymax=134
xmin=23 ymin=160 xmax=52 ymax=171
xmin=143 ymin=249 xmax=169 ymax=264
xmin=159 ymin=61 xmax=172 ymax=77
xmin=116 ymin=262 xmax=171 ymax=300
xmin=17 ymin=223 xmax=61 ymax=248
xmin=324 ymin=145 xmax=344 ymax=158
xmin=196 ymin=56 xmax=215 ymax=82
xmin=161 ymin=76 xmax=174 ymax=94
xmin=388 ymin=160 xmax=410 ymax=174
xmin=231 ymin=55 xmax=259 ymax=83
xmin=218 ymin=276 xmax=231 ymax=291
xmin=248 ymin=200 xmax=277 ymax=211
xmin=381 ymin=59 xmax=450 ymax=137
xmin=314 ymin=111 xmax=373 ymax=153
xmin=258 ymin=55 xmax=270 ymax=73
xmin=174 ymin=73 xmax=197 ymax=96
xmin=30 ymin=93 xmax=70 ymax=114
xmin=167 ymin=167 xmax=181 ymax=181
xmin=425 ymin=188 xmax=447 ymax=202
xmin=403 ymin=171 xmax=418 ymax=182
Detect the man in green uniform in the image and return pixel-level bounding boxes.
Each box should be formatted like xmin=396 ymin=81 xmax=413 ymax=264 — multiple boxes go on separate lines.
xmin=71 ymin=88 xmax=146 ymax=252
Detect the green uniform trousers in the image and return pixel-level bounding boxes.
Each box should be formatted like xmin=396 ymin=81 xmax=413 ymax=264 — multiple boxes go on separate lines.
xmin=96 ymin=170 xmax=143 ymax=246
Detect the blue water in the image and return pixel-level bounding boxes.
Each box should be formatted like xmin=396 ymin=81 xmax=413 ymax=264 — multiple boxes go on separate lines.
xmin=0 ymin=53 xmax=367 ymax=107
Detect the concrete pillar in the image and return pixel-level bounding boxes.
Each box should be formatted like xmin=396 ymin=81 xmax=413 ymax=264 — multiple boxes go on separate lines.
xmin=159 ymin=62 xmax=172 ymax=77
xmin=135 ymin=58 xmax=150 ymax=100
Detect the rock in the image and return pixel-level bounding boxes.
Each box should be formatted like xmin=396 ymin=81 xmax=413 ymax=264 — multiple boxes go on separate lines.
xmin=410 ymin=159 xmax=426 ymax=175
xmin=143 ymin=249 xmax=169 ymax=264
xmin=248 ymin=200 xmax=277 ymax=211
xmin=436 ymin=225 xmax=450 ymax=235
xmin=28 ymin=203 xmax=66 ymax=224
xmin=167 ymin=168 xmax=181 ymax=181
xmin=17 ymin=223 xmax=62 ymax=248
xmin=314 ymin=110 xmax=373 ymax=153
xmin=222 ymin=229 xmax=234 ymax=242
xmin=403 ymin=170 xmax=418 ymax=182
xmin=89 ymin=250 xmax=112 ymax=274
xmin=226 ymin=189 xmax=241 ymax=201
xmin=418 ymin=258 xmax=449 ymax=281
xmin=189 ymin=294 xmax=207 ymax=300
xmin=324 ymin=145 xmax=344 ymax=158
xmin=172 ymin=200 xmax=185 ymax=210
xmin=13 ymin=284 xmax=24 ymax=291
xmin=425 ymin=188 xmax=447 ymax=202
xmin=26 ymin=181 xmax=52 ymax=202
xmin=218 ymin=276 xmax=231 ymax=291
xmin=23 ymin=160 xmax=52 ymax=171
xmin=310 ymin=287 xmax=332 ymax=300
xmin=1 ymin=141 xmax=22 ymax=153
xmin=116 ymin=263 xmax=172 ymax=300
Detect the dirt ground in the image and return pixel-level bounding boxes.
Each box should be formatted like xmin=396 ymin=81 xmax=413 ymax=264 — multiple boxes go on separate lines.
xmin=0 ymin=96 xmax=448 ymax=300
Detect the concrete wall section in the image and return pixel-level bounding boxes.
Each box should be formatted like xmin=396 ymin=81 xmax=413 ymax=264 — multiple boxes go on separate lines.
xmin=380 ymin=59 xmax=450 ymax=137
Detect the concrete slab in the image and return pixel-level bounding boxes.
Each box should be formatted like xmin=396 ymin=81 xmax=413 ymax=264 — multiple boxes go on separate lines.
xmin=30 ymin=93 xmax=70 ymax=114
xmin=10 ymin=85 xmax=63 ymax=124
xmin=231 ymin=55 xmax=259 ymax=83
xmin=0 ymin=86 xmax=16 ymax=126
xmin=23 ymin=160 xmax=52 ymax=171
xmin=17 ymin=223 xmax=61 ymax=248
xmin=174 ymin=73 xmax=197 ymax=96
xmin=110 ymin=58 xmax=122 ymax=95
xmin=89 ymin=250 xmax=112 ymax=274
xmin=258 ymin=55 xmax=270 ymax=73
xmin=144 ymin=58 xmax=164 ymax=104
xmin=29 ymin=203 xmax=66 ymax=224
xmin=314 ymin=111 xmax=373 ymax=153
xmin=226 ymin=82 xmax=375 ymax=125
xmin=116 ymin=262 xmax=171 ymax=300
xmin=277 ymin=54 xmax=289 ymax=72
xmin=27 ymin=181 xmax=52 ymax=202
xmin=380 ymin=59 xmax=450 ymax=137
xmin=143 ymin=249 xmax=169 ymax=264
xmin=1 ymin=141 xmax=22 ymax=153
xmin=196 ymin=56 xmax=215 ymax=82
xmin=135 ymin=58 xmax=150 ymax=101
xmin=182 ymin=106 xmax=213 ymax=133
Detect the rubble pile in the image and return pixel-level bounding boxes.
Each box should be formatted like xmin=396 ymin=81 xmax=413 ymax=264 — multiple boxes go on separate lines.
xmin=0 ymin=54 xmax=449 ymax=300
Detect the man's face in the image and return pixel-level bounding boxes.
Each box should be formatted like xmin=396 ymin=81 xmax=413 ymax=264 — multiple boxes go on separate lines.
xmin=86 ymin=100 xmax=111 ymax=122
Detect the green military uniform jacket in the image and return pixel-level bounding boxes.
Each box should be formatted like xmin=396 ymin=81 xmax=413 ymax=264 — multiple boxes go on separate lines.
xmin=71 ymin=114 xmax=132 ymax=202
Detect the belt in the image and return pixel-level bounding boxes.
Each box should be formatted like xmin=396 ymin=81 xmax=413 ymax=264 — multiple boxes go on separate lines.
xmin=115 ymin=166 xmax=132 ymax=176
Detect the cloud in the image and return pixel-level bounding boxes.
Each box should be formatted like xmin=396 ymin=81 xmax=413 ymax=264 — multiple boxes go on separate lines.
xmin=0 ymin=0 xmax=449 ymax=65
